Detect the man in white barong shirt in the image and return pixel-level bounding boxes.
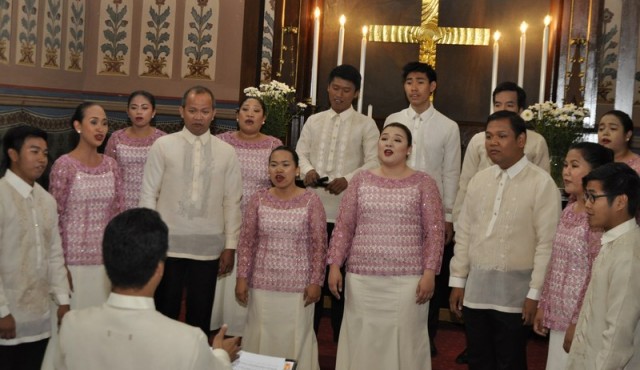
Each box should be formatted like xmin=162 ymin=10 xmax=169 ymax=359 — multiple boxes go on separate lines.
xmin=296 ymin=64 xmax=379 ymax=341
xmin=54 ymin=208 xmax=239 ymax=370
xmin=383 ymin=61 xmax=460 ymax=355
xmin=565 ymin=163 xmax=640 ymax=370
xmin=0 ymin=126 xmax=70 ymax=370
xmin=139 ymin=86 xmax=242 ymax=336
xmin=449 ymin=111 xmax=560 ymax=370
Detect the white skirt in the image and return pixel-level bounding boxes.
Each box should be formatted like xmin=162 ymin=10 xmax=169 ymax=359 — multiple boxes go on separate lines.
xmin=243 ymin=289 xmax=319 ymax=370
xmin=210 ymin=258 xmax=247 ymax=336
xmin=335 ymin=273 xmax=431 ymax=370
xmin=546 ymin=329 xmax=568 ymax=370
xmin=68 ymin=265 xmax=110 ymax=309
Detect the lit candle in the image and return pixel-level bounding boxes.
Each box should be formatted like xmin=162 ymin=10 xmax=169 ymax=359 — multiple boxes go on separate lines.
xmin=491 ymin=31 xmax=501 ymax=111
xmin=337 ymin=15 xmax=346 ymax=65
xmin=310 ymin=7 xmax=321 ymax=106
xmin=367 ymin=104 xmax=373 ymax=118
xmin=357 ymin=25 xmax=368 ymax=113
xmin=539 ymin=15 xmax=551 ymax=103
xmin=517 ymin=21 xmax=528 ymax=87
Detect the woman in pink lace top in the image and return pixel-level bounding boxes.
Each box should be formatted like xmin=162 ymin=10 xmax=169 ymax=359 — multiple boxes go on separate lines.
xmin=236 ymin=146 xmax=327 ymax=370
xmin=50 ymin=102 xmax=123 ymax=309
xmin=597 ymin=110 xmax=640 ymax=174
xmin=327 ymin=123 xmax=445 ymax=370
xmin=104 ymin=91 xmax=165 ymax=210
xmin=534 ymin=142 xmax=613 ymax=369
xmin=211 ymin=97 xmax=282 ymax=336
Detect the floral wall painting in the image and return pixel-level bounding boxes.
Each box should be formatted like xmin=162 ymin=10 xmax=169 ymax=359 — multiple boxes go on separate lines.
xmin=65 ymin=0 xmax=85 ymax=72
xmin=181 ymin=0 xmax=219 ymax=80
xmin=139 ymin=0 xmax=176 ymax=78
xmin=0 ymin=0 xmax=11 ymax=64
xmin=97 ymin=0 xmax=132 ymax=76
xmin=41 ymin=0 xmax=62 ymax=69
xmin=15 ymin=0 xmax=37 ymax=66
xmin=260 ymin=0 xmax=275 ymax=83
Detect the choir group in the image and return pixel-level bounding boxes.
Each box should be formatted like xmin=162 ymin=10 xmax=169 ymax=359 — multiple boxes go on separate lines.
xmin=1 ymin=62 xmax=639 ymax=370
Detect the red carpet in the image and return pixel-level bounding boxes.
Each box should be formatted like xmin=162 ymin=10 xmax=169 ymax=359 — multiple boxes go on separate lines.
xmin=316 ymin=317 xmax=548 ymax=370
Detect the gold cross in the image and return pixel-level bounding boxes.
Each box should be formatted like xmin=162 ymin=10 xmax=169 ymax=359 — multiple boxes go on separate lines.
xmin=368 ymin=0 xmax=490 ymax=67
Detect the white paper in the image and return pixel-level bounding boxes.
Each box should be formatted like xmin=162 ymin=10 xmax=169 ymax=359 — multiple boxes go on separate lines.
xmin=232 ymin=351 xmax=287 ymax=370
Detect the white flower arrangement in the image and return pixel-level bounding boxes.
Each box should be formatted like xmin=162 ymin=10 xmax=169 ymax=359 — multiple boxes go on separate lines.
xmin=521 ymin=101 xmax=589 ymax=186
xmin=243 ymin=80 xmax=307 ymax=139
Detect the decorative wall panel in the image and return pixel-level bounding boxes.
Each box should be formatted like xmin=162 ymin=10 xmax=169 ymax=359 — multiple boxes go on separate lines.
xmin=97 ymin=0 xmax=133 ymax=76
xmin=181 ymin=0 xmax=219 ymax=80
xmin=41 ymin=0 xmax=62 ymax=69
xmin=15 ymin=0 xmax=37 ymax=66
xmin=260 ymin=0 xmax=276 ymax=83
xmin=0 ymin=0 xmax=11 ymax=64
xmin=139 ymin=0 xmax=176 ymax=78
xmin=64 ymin=0 xmax=85 ymax=71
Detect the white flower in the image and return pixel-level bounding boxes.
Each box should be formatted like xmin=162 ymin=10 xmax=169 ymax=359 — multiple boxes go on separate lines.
xmin=297 ymin=102 xmax=307 ymax=109
xmin=521 ymin=109 xmax=534 ymax=121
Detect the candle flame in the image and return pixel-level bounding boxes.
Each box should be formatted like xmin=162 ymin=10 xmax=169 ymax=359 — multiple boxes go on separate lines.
xmin=520 ymin=21 xmax=528 ymax=34
xmin=362 ymin=25 xmax=368 ymax=36
xmin=314 ymin=7 xmax=320 ymax=18
xmin=339 ymin=15 xmax=346 ymax=26
xmin=493 ymin=31 xmax=501 ymax=42
xmin=544 ymin=15 xmax=551 ymax=26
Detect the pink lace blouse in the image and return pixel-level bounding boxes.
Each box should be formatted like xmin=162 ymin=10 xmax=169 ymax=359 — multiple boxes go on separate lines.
xmin=538 ymin=202 xmax=602 ymax=330
xmin=49 ymin=154 xmax=123 ymax=265
xmin=327 ymin=170 xmax=445 ymax=276
xmin=236 ymin=189 xmax=327 ymax=293
xmin=216 ymin=132 xmax=282 ymax=212
xmin=104 ymin=128 xmax=165 ymax=210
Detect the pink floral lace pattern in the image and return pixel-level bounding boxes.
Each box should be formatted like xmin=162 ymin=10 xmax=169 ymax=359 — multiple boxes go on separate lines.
xmin=328 ymin=170 xmax=445 ymax=276
xmin=236 ymin=189 xmax=327 ymax=293
xmin=104 ymin=128 xmax=166 ymax=210
xmin=538 ymin=202 xmax=602 ymax=330
xmin=49 ymin=154 xmax=123 ymax=265
xmin=625 ymin=156 xmax=640 ymax=175
xmin=216 ymin=132 xmax=282 ymax=213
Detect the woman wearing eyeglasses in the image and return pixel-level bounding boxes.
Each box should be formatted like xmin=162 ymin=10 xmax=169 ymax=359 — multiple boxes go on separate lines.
xmin=533 ymin=142 xmax=613 ymax=369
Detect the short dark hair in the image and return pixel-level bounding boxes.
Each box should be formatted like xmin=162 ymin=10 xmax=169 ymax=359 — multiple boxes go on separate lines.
xmin=582 ymin=162 xmax=640 ymax=217
xmin=493 ymin=81 xmax=527 ymax=111
xmin=182 ymin=85 xmax=215 ymax=108
xmin=1 ymin=125 xmax=48 ymax=173
xmin=239 ymin=96 xmax=267 ymax=115
xmin=128 ymin=90 xmax=157 ymax=124
xmin=486 ymin=110 xmax=527 ymax=138
xmin=102 ymin=208 xmax=169 ymax=289
xmin=402 ymin=62 xmax=437 ymax=83
xmin=270 ymin=145 xmax=299 ymax=167
xmin=568 ymin=142 xmax=614 ymax=170
xmin=601 ymin=110 xmax=634 ymax=148
xmin=329 ymin=65 xmax=361 ymax=91
xmin=383 ymin=122 xmax=413 ymax=148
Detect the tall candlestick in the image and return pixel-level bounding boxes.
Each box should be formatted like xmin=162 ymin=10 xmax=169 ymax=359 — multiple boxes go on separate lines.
xmin=310 ymin=7 xmax=321 ymax=106
xmin=518 ymin=21 xmax=528 ymax=87
xmin=539 ymin=15 xmax=551 ymax=103
xmin=491 ymin=31 xmax=501 ymax=111
xmin=357 ymin=26 xmax=368 ymax=113
xmin=367 ymin=104 xmax=373 ymax=118
xmin=337 ymin=15 xmax=346 ymax=65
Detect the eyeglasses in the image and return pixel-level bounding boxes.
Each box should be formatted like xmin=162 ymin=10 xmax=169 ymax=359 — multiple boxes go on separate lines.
xmin=583 ymin=192 xmax=609 ymax=203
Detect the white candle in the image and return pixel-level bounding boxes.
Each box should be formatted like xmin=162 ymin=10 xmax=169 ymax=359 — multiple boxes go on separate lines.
xmin=357 ymin=26 xmax=368 ymax=113
xmin=310 ymin=7 xmax=321 ymax=106
xmin=539 ymin=15 xmax=551 ymax=103
xmin=491 ymin=31 xmax=501 ymax=111
xmin=337 ymin=15 xmax=346 ymax=65
xmin=518 ymin=21 xmax=528 ymax=87
xmin=367 ymin=104 xmax=373 ymax=117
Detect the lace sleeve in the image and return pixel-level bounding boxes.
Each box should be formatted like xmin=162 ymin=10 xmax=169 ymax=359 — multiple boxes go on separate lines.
xmin=420 ymin=174 xmax=445 ymax=273
xmin=307 ymin=193 xmax=328 ymax=286
xmin=327 ymin=173 xmax=362 ymax=266
xmin=236 ymin=191 xmax=261 ymax=280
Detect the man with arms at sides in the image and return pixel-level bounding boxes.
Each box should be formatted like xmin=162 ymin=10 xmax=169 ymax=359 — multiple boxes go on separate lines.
xmin=296 ymin=64 xmax=380 ymax=342
xmin=383 ymin=61 xmax=460 ymax=355
xmin=453 ymin=82 xmax=550 ymax=227
xmin=140 ymin=86 xmax=242 ymax=336
xmin=0 ymin=126 xmax=70 ymax=370
xmin=449 ymin=111 xmax=560 ymax=370
xmin=565 ymin=163 xmax=640 ymax=370
xmin=54 ymin=208 xmax=240 ymax=369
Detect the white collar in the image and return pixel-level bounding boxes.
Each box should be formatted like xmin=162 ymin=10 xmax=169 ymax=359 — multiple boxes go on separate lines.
xmin=601 ymin=218 xmax=639 ymax=245
xmin=106 ymin=293 xmax=155 ymax=310
xmin=491 ymin=155 xmax=529 ymax=179
xmin=407 ymin=104 xmax=435 ymax=120
xmin=330 ymin=106 xmax=355 ymax=120
xmin=4 ymin=169 xmax=34 ymax=198
xmin=180 ymin=127 xmax=211 ymax=145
